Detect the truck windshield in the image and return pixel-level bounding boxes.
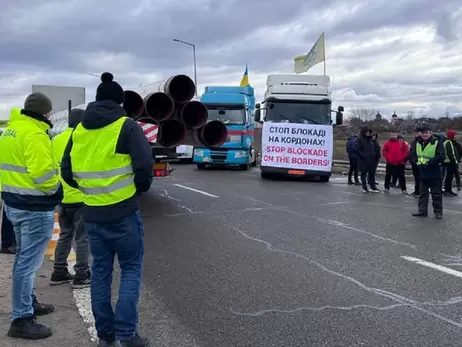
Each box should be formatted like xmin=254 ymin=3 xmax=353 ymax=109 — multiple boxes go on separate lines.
xmin=206 ymin=106 xmax=245 ymax=125
xmin=265 ymin=100 xmax=331 ymax=125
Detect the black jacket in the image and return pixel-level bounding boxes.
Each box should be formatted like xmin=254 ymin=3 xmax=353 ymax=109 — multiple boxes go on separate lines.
xmin=355 ymin=127 xmax=380 ymax=172
xmin=412 ymin=135 xmax=445 ymax=180
xmin=61 ymin=100 xmax=154 ymax=223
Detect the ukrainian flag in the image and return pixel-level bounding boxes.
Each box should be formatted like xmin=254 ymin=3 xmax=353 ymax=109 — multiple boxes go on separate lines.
xmin=240 ymin=65 xmax=249 ymax=87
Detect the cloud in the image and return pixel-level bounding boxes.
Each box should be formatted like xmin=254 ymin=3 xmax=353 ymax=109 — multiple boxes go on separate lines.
xmin=1 ymin=0 xmax=462 ymax=120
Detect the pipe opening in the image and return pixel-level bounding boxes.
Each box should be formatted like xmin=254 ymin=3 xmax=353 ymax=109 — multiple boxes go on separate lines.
xmin=123 ymin=91 xmax=144 ymax=119
xmin=145 ymin=92 xmax=175 ymax=121
xmin=158 ymin=119 xmax=186 ymax=148
xmin=200 ymin=120 xmax=228 ymax=147
xmin=181 ymin=101 xmax=208 ymax=129
xmin=167 ymin=75 xmax=196 ymax=103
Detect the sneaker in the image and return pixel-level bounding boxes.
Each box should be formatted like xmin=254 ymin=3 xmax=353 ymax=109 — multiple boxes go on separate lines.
xmin=7 ymin=316 xmax=52 ymax=340
xmin=370 ymin=188 xmax=380 ymax=193
xmin=411 ymin=212 xmax=428 ymax=217
xmin=383 ymin=189 xmax=390 ymax=195
xmin=33 ymin=299 xmax=55 ymax=316
xmin=401 ymin=190 xmax=407 ymax=195
xmin=444 ymin=191 xmax=456 ymax=197
xmin=362 ymin=188 xmax=369 ymax=193
xmin=347 ymin=180 xmax=354 ymax=185
xmin=435 ymin=213 xmax=443 ymax=219
xmin=354 ymin=181 xmax=362 ymax=186
xmin=117 ymin=334 xmax=151 ymax=347
xmin=0 ymin=246 xmax=16 ymax=254
xmin=50 ymin=269 xmax=75 ymax=286
xmin=98 ymin=339 xmax=116 ymax=347
xmin=72 ymin=273 xmax=91 ymax=289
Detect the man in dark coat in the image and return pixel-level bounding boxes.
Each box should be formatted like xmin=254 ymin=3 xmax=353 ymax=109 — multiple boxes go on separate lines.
xmin=356 ymin=126 xmax=380 ymax=193
xmin=408 ymin=129 xmax=422 ymax=198
xmin=411 ymin=123 xmax=445 ymax=219
xmin=346 ymin=135 xmax=360 ymax=185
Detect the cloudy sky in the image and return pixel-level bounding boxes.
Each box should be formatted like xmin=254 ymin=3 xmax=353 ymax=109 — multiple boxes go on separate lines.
xmin=1 ymin=0 xmax=461 ymax=120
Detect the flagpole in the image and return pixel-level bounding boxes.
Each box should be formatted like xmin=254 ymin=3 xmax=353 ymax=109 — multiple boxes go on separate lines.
xmin=323 ymin=32 xmax=327 ymax=76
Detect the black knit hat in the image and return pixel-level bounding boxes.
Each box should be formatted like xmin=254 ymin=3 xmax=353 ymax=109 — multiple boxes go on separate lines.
xmin=24 ymin=92 xmax=52 ymax=115
xmin=95 ymin=72 xmax=124 ymax=104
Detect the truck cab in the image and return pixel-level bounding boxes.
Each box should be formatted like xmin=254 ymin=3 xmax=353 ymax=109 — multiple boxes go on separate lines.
xmin=193 ymin=86 xmax=257 ymax=170
xmin=255 ymin=74 xmax=343 ymax=181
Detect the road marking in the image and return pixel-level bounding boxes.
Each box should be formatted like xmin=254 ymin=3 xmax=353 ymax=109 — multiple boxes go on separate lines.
xmin=173 ymin=184 xmax=219 ymax=198
xmin=68 ymin=260 xmax=97 ymax=341
xmin=402 ymin=256 xmax=462 ymax=279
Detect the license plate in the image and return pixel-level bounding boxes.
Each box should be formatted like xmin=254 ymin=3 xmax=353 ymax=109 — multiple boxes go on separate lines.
xmin=288 ymin=170 xmax=305 ymax=175
xmin=153 ymin=163 xmax=167 ymax=170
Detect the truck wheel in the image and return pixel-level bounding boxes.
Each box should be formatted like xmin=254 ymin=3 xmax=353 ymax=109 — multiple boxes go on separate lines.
xmin=319 ymin=176 xmax=330 ymax=182
xmin=240 ymin=164 xmax=250 ymax=171
xmin=197 ymin=163 xmax=206 ymax=170
xmin=250 ymin=149 xmax=257 ymax=167
xmin=261 ymin=171 xmax=270 ymax=179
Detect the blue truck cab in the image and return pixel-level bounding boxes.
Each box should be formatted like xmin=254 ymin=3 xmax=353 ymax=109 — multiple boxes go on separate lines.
xmin=194 ymin=86 xmax=257 ymax=170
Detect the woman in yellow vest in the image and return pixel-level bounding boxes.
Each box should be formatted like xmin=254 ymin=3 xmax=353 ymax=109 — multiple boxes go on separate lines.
xmin=60 ymin=73 xmax=154 ymax=347
xmin=0 ymin=93 xmax=62 ymax=340
xmin=50 ymin=108 xmax=90 ymax=289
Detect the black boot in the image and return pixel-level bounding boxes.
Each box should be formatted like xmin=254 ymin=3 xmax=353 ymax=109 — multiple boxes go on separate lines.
xmin=411 ymin=211 xmax=428 ymax=217
xmin=118 ymin=334 xmax=151 ymax=347
xmin=7 ymin=316 xmax=52 ymax=340
xmin=33 ymin=298 xmax=55 ymax=316
xmin=50 ymin=268 xmax=75 ymax=286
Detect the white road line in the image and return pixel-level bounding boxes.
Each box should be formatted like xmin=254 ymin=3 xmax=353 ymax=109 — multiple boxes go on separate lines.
xmin=402 ymin=256 xmax=462 ymax=279
xmin=68 ymin=260 xmax=97 ymax=342
xmin=173 ymin=184 xmax=219 ymax=198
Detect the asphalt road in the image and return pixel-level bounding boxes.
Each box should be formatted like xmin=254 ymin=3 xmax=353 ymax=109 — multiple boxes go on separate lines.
xmin=130 ymin=165 xmax=462 ymax=347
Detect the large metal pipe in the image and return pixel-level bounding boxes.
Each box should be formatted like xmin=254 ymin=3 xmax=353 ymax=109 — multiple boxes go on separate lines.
xmin=158 ymin=119 xmax=186 ymax=148
xmin=123 ymin=90 xmax=144 ymax=119
xmin=137 ymin=117 xmax=161 ymax=144
xmin=144 ymin=92 xmax=175 ymax=121
xmin=197 ymin=120 xmax=228 ymax=147
xmin=179 ymin=100 xmax=208 ymax=129
xmin=136 ymin=75 xmax=196 ymax=104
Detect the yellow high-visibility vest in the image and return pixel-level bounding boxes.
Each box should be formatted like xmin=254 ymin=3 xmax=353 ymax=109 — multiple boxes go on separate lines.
xmin=0 ymin=108 xmax=60 ymax=196
xmin=443 ymin=139 xmax=456 ymax=163
xmin=52 ymin=128 xmax=84 ymax=204
xmin=70 ymin=117 xmax=136 ymax=206
xmin=416 ymin=141 xmax=438 ymax=165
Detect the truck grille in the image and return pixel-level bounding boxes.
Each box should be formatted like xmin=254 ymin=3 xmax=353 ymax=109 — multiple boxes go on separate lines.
xmin=210 ymin=151 xmax=227 ymax=163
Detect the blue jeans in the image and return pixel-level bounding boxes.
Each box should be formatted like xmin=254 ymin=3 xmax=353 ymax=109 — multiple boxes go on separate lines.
xmin=1 ymin=208 xmax=16 ymax=248
xmin=86 ymin=210 xmax=144 ymax=341
xmin=5 ymin=206 xmax=54 ymax=321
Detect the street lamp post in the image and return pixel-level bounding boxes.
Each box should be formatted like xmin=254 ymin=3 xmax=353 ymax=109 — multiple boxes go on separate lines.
xmin=173 ymin=38 xmax=197 ymax=95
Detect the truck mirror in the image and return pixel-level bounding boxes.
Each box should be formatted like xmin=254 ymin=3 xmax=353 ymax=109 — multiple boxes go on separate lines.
xmin=336 ymin=111 xmax=343 ymax=125
xmin=337 ymin=105 xmax=344 ymax=112
xmin=255 ymin=103 xmax=260 ymax=109
xmin=254 ymin=109 xmax=261 ymax=122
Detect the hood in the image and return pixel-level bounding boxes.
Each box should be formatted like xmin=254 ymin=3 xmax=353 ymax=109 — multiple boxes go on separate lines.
xmin=347 ymin=135 xmax=357 ymax=141
xmin=359 ymin=126 xmax=371 ymax=137
xmin=81 ymin=100 xmax=126 ymax=130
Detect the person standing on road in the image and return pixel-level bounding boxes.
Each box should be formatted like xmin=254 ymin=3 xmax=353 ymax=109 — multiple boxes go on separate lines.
xmin=442 ymin=130 xmax=460 ymax=197
xmin=0 ymin=94 xmax=62 ymax=340
xmin=371 ymin=133 xmax=381 ymax=187
xmin=382 ymin=130 xmax=409 ymax=194
xmin=346 ymin=134 xmax=360 ymax=185
xmin=0 ymin=206 xmax=16 ymax=254
xmin=50 ymin=108 xmax=91 ymax=289
xmin=356 ymin=126 xmax=380 ymax=193
xmin=61 ymin=72 xmax=154 ymax=347
xmin=453 ymin=138 xmax=462 ymax=191
xmin=408 ymin=128 xmax=422 ymax=198
xmin=411 ymin=123 xmax=445 ymax=219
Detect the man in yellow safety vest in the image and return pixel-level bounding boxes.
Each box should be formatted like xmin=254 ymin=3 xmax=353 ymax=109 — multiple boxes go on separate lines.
xmin=411 ymin=122 xmax=445 ymax=219
xmin=50 ymin=108 xmax=90 ymax=289
xmin=60 ymin=72 xmax=153 ymax=347
xmin=0 ymin=93 xmax=63 ymax=340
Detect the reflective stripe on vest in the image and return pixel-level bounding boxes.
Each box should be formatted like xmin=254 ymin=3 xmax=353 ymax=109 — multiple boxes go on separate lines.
xmin=70 ymin=116 xmax=136 ymax=206
xmin=444 ymin=140 xmax=455 ymax=163
xmin=0 ymin=164 xmax=59 ymax=195
xmin=52 ymin=128 xmax=84 ymax=204
xmin=416 ymin=141 xmax=437 ymax=165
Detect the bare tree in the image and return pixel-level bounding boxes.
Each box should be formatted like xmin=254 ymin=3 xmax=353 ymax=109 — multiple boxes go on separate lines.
xmin=350 ymin=108 xmax=377 ymax=122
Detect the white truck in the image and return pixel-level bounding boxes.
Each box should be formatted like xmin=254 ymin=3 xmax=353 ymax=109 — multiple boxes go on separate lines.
xmin=254 ymin=74 xmax=343 ymax=182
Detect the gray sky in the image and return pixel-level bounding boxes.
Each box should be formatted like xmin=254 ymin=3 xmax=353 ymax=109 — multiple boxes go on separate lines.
xmin=1 ymin=0 xmax=461 ymax=119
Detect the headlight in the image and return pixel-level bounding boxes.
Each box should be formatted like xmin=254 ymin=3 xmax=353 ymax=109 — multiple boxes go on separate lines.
xmin=235 ymin=151 xmax=246 ymax=158
xmin=195 ymin=150 xmax=204 ymax=156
